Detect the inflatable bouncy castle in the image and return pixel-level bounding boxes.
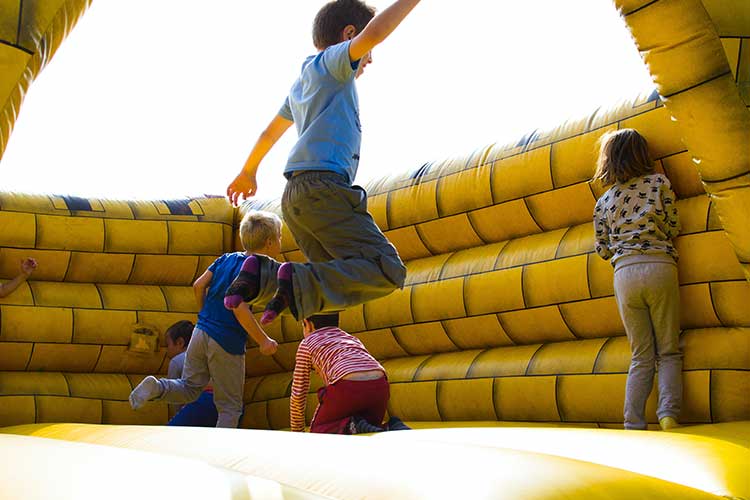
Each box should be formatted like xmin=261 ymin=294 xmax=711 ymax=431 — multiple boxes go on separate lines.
xmin=0 ymin=1 xmax=748 ymax=498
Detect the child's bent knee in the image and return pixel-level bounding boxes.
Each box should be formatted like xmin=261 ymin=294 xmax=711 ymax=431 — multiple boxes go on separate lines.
xmin=378 ymin=254 xmax=406 ymax=288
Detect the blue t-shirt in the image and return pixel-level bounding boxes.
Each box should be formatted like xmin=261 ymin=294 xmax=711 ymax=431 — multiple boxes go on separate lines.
xmin=195 ymin=252 xmax=248 ymax=355
xmin=280 ymin=40 xmax=361 ymax=185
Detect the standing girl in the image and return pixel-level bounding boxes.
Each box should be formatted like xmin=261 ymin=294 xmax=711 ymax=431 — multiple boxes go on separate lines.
xmin=593 ymin=128 xmax=682 ymax=430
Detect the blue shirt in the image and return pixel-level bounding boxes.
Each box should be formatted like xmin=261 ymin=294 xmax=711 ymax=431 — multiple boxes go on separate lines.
xmin=196 ymin=253 xmax=248 ymax=355
xmin=280 ymin=40 xmax=361 ymax=185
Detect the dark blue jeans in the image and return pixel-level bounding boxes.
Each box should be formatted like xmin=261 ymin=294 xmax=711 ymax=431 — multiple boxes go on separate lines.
xmin=167 ymin=391 xmax=218 ymax=427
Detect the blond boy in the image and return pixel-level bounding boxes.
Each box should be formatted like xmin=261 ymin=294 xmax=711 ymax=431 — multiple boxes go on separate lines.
xmin=130 ymin=210 xmax=282 ymax=428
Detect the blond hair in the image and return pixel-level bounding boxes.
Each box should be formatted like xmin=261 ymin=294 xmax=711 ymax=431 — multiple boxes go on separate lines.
xmin=594 ymin=128 xmax=654 ymax=185
xmin=239 ymin=210 xmax=282 ymax=252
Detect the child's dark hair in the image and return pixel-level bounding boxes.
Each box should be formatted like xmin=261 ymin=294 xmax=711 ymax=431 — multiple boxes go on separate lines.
xmin=313 ymin=0 xmax=376 ymax=50
xmin=306 ymin=313 xmax=340 ymax=330
xmin=166 ymin=320 xmax=194 ymax=347
xmin=594 ymin=128 xmax=654 ymax=185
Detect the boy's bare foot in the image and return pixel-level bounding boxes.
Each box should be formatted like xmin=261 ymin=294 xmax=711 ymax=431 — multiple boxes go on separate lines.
xmin=224 ymin=255 xmax=261 ymax=309
xmin=261 ymin=262 xmax=297 ymax=324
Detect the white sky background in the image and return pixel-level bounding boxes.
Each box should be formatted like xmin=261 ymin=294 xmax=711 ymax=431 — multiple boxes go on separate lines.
xmin=0 ymin=0 xmax=655 ymax=201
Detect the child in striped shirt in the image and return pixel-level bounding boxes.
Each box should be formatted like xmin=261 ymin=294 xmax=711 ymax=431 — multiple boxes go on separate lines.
xmin=290 ymin=313 xmax=409 ymax=434
xmin=593 ymin=128 xmax=682 ymax=431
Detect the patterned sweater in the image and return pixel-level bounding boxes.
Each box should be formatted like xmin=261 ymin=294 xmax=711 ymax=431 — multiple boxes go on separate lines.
xmin=290 ymin=327 xmax=384 ymax=432
xmin=593 ymin=173 xmax=680 ymax=267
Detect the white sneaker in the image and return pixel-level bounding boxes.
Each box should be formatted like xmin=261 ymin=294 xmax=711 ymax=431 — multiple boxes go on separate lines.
xmin=129 ymin=376 xmax=163 ymax=410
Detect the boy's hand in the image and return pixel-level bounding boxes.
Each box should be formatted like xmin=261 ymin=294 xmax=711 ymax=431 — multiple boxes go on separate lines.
xmin=20 ymin=258 xmax=37 ymax=277
xmin=227 ymin=172 xmax=257 ymax=206
xmin=349 ymin=0 xmax=421 ymax=62
xmin=259 ymin=338 xmax=278 ymax=356
xmin=231 ymin=114 xmax=292 ymax=207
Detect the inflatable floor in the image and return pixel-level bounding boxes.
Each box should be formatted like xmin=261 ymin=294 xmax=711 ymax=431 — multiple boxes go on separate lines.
xmin=1 ymin=0 xmax=748 ymax=498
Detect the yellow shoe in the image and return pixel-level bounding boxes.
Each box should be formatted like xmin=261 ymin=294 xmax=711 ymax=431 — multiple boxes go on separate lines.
xmin=659 ymin=416 xmax=680 ymax=431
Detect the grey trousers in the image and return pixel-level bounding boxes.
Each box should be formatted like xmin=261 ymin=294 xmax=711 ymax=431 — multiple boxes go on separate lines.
xmin=157 ymin=328 xmax=245 ymax=428
xmin=613 ymin=261 xmax=682 ymax=430
xmin=271 ymin=171 xmax=406 ymax=320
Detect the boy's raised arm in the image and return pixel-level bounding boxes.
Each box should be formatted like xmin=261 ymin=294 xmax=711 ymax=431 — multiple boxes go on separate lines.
xmin=227 ymin=114 xmax=293 ymax=206
xmin=349 ymin=0 xmax=420 ymax=62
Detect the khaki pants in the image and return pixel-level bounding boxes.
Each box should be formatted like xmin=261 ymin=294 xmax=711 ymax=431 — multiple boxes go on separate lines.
xmin=279 ymin=171 xmax=407 ymax=320
xmin=614 ymin=262 xmax=682 ymax=430
xmin=157 ymin=328 xmax=245 ymax=428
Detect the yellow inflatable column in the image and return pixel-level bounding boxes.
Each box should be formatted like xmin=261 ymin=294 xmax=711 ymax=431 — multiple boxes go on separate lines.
xmin=0 ymin=0 xmax=91 ymax=160
xmin=616 ymin=0 xmax=750 ymax=279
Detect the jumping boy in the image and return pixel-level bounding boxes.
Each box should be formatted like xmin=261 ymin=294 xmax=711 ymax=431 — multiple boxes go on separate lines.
xmin=290 ymin=313 xmax=409 ymax=433
xmin=225 ymin=0 xmax=419 ymax=323
xmin=129 ymin=211 xmax=281 ymax=428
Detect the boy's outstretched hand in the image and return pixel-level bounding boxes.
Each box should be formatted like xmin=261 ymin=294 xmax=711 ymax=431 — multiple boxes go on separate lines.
xmin=230 ymin=114 xmax=293 ymax=206
xmin=227 ymin=172 xmax=257 ymax=207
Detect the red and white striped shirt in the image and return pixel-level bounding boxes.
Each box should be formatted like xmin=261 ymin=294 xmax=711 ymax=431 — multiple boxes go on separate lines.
xmin=290 ymin=326 xmax=384 ymax=432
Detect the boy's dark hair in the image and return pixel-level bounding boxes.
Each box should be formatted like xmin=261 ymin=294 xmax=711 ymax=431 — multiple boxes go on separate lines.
xmin=166 ymin=320 xmax=194 ymax=347
xmin=313 ymin=0 xmax=376 ymax=50
xmin=306 ymin=313 xmax=340 ymax=330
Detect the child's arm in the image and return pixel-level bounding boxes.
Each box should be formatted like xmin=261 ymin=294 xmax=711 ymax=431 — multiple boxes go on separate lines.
xmin=0 ymin=258 xmax=37 ymax=299
xmin=227 ymin=114 xmax=294 ymax=206
xmin=233 ymin=302 xmax=278 ymax=355
xmin=348 ymin=0 xmax=421 ymax=62
xmin=192 ymin=270 xmax=213 ymax=310
xmin=289 ymin=342 xmax=312 ymax=432
xmin=660 ymin=179 xmax=681 ymax=239
xmin=593 ymin=200 xmax=613 ymax=260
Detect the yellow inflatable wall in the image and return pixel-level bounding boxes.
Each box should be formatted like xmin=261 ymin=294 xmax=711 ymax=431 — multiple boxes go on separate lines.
xmin=0 ymin=0 xmax=748 ymax=499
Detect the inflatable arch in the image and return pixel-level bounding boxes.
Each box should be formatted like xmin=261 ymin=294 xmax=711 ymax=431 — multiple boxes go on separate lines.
xmin=1 ymin=1 xmax=749 ymax=499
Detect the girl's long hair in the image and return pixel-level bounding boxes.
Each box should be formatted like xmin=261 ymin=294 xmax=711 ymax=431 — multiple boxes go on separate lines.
xmin=594 ymin=128 xmax=654 ymax=185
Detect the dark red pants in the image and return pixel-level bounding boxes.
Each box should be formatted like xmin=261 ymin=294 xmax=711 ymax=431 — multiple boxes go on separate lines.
xmin=310 ymin=377 xmax=390 ymax=434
